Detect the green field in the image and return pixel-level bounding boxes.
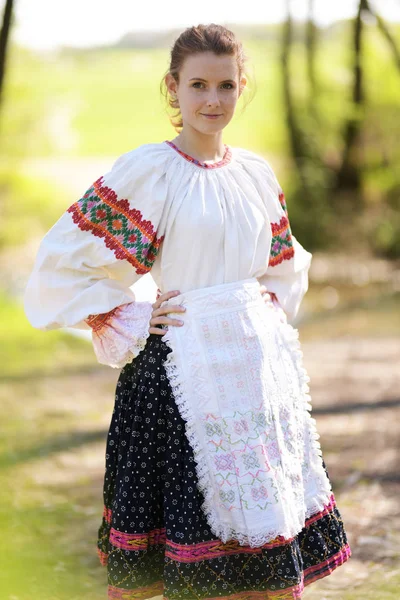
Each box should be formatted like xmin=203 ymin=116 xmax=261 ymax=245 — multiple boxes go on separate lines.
xmin=2 ymin=27 xmax=400 ymax=163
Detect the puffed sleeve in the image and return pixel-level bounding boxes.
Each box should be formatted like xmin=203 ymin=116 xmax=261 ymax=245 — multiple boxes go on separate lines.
xmin=260 ymin=165 xmax=312 ymax=323
xmin=238 ymin=148 xmax=312 ymax=323
xmin=23 ymin=143 xmax=169 ymax=368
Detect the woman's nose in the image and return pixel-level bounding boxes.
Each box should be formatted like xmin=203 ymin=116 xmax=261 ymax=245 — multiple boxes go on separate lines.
xmin=207 ymin=90 xmax=220 ymax=105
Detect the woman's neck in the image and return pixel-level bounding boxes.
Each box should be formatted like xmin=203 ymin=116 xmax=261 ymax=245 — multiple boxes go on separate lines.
xmin=172 ymin=132 xmax=225 ymax=163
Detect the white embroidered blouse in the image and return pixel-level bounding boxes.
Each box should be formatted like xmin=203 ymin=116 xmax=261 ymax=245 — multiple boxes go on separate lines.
xmin=23 ymin=140 xmax=312 ymax=368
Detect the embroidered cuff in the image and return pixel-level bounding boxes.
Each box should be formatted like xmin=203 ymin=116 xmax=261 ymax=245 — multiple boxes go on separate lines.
xmin=85 ymin=301 xmax=153 ymax=368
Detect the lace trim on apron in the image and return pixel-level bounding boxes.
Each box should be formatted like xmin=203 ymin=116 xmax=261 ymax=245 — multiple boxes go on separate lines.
xmin=161 ymin=278 xmax=332 ymax=548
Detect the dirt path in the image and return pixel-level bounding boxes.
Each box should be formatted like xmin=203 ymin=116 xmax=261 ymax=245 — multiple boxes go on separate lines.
xmin=300 ymin=335 xmax=400 ymax=598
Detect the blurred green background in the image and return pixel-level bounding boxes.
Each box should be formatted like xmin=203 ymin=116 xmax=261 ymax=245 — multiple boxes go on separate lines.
xmin=1 ymin=4 xmax=400 ymax=600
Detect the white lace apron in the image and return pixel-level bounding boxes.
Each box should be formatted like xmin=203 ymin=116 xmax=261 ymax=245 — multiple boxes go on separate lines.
xmin=160 ymin=278 xmax=332 ymax=548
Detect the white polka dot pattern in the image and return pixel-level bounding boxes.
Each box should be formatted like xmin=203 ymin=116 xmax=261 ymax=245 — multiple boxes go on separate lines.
xmin=96 ymin=334 xmax=351 ymax=599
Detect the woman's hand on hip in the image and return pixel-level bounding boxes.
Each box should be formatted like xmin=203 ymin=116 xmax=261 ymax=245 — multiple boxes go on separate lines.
xmin=148 ymin=290 xmax=186 ymax=335
xmin=260 ymin=286 xmax=287 ymax=322
xmin=259 ymin=285 xmax=274 ymax=307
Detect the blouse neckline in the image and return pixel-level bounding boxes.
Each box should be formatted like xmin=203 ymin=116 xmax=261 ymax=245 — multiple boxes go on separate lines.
xmin=163 ymin=140 xmax=233 ymax=169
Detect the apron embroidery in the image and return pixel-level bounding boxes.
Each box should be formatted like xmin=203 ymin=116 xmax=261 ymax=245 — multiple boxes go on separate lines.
xmin=160 ymin=278 xmax=332 ymax=548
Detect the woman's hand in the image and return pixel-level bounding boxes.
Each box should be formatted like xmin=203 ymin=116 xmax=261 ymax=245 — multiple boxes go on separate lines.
xmin=149 ymin=290 xmax=186 ymax=335
xmin=260 ymin=285 xmax=287 ymax=322
xmin=259 ymin=285 xmax=273 ymax=306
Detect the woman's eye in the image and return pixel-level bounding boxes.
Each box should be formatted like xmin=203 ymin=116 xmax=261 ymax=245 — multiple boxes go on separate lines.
xmin=191 ymin=82 xmax=234 ymax=89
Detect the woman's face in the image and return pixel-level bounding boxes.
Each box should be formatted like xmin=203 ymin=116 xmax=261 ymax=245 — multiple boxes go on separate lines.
xmin=166 ymin=51 xmax=246 ymax=134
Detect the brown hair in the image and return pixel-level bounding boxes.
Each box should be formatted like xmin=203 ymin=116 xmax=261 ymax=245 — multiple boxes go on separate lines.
xmin=160 ymin=23 xmax=255 ymax=131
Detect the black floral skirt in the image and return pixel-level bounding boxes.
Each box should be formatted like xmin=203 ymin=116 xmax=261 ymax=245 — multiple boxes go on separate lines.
xmin=97 ymin=333 xmax=351 ymax=600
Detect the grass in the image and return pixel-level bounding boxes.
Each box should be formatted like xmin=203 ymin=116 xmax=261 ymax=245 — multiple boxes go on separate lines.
xmin=0 ymin=389 xmax=106 ymax=598
xmin=0 ymin=290 xmax=97 ymax=377
xmin=0 ymin=165 xmax=71 ymax=249
xmin=0 ymin=299 xmax=112 ymax=598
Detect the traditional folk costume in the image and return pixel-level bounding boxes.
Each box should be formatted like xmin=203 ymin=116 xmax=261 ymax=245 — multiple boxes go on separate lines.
xmin=24 ymin=140 xmax=351 ymax=599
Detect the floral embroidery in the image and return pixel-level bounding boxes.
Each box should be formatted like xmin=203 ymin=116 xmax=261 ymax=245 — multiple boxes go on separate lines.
xmin=164 ymin=140 xmax=232 ymax=169
xmin=67 ymin=176 xmax=164 ymax=274
xmin=268 ymin=214 xmax=294 ymax=267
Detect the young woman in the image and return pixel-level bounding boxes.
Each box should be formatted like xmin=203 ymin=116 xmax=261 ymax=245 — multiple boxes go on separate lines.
xmin=24 ymin=23 xmax=351 ymax=600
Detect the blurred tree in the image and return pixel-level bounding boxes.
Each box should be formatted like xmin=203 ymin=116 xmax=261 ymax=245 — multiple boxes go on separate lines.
xmin=338 ymin=0 xmax=400 ymax=188
xmin=281 ymin=0 xmax=336 ymax=248
xmin=281 ymin=0 xmax=400 ymax=254
xmin=336 ymin=0 xmax=365 ymax=195
xmin=336 ymin=0 xmax=400 ymax=199
xmin=282 ymin=3 xmax=308 ymax=190
xmin=0 ymin=0 xmax=14 ymax=107
xmin=306 ymin=0 xmax=319 ymax=122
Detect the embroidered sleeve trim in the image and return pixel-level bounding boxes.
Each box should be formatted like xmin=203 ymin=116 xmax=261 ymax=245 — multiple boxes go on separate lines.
xmin=84 ymin=306 xmax=120 ymax=332
xmin=67 ymin=176 xmax=164 ymax=274
xmin=279 ymin=191 xmax=288 ymax=215
xmin=268 ymin=214 xmax=295 ymax=267
xmin=84 ymin=301 xmax=154 ymax=368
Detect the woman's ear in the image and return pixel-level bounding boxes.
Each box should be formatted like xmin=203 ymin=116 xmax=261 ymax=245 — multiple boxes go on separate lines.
xmin=239 ymin=75 xmax=247 ymax=97
xmin=165 ymin=72 xmax=178 ymax=98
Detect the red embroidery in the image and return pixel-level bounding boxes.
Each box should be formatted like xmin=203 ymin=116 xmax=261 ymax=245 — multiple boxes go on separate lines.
xmin=165 ymin=140 xmax=232 ymax=169
xmin=97 ymin=547 xmax=108 ymax=566
xmin=84 ymin=306 xmax=120 ymax=332
xmin=103 ymin=505 xmax=112 ymax=524
xmin=278 ymin=190 xmax=288 ymax=214
xmin=268 ymin=215 xmax=294 ymax=266
xmin=67 ymin=176 xmax=164 ymax=275
xmin=110 ymin=527 xmax=167 ymax=551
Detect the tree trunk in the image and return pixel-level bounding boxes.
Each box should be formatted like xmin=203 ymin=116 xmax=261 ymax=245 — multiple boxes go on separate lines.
xmin=281 ymin=1 xmax=309 ymax=191
xmin=366 ymin=0 xmax=400 ymax=73
xmin=306 ymin=0 xmax=319 ymax=121
xmin=0 ymin=0 xmax=14 ymax=107
xmin=336 ymin=0 xmax=365 ymax=194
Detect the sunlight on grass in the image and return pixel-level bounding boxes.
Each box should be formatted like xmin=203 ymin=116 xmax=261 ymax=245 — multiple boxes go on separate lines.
xmin=0 ymin=165 xmax=71 ymax=249
xmin=0 ymin=290 xmax=97 ymax=377
xmin=0 ymin=302 xmax=113 ymax=598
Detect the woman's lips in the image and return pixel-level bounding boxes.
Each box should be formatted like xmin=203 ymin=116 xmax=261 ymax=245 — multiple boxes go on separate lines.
xmin=201 ymin=114 xmax=222 ymax=119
